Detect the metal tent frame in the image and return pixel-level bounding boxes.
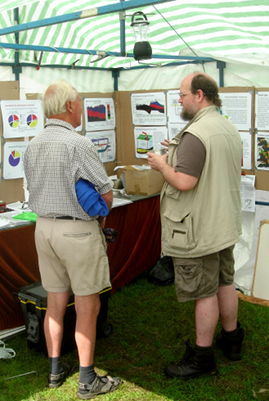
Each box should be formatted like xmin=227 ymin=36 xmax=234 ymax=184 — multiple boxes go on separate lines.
xmin=0 ymin=0 xmax=225 ymax=88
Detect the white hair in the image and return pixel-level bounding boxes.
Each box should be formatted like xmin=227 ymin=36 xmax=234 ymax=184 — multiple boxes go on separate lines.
xmin=43 ymin=79 xmax=78 ymax=118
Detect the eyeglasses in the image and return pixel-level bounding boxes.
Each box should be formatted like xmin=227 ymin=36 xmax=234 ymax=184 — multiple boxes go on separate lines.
xmin=179 ymin=91 xmax=192 ymax=98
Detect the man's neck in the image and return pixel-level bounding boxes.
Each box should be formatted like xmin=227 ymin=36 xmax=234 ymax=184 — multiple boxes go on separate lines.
xmin=49 ymin=113 xmax=74 ymax=127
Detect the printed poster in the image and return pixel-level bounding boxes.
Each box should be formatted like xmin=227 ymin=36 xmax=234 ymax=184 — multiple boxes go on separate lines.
xmin=3 ymin=141 xmax=28 ymax=179
xmin=134 ymin=126 xmax=167 ymax=159
xmin=168 ymin=123 xmax=182 ymax=140
xmin=240 ymin=132 xmax=252 ymax=170
xmin=255 ymin=91 xmax=269 ymax=130
xmin=1 ymin=100 xmax=43 ymax=138
xmin=85 ymin=130 xmax=116 ymax=163
xmin=166 ymin=90 xmax=185 ymax=127
xmin=84 ymin=98 xmax=115 ymax=131
xmin=219 ymin=92 xmax=252 ymax=131
xmin=131 ymin=92 xmax=167 ymax=126
xmin=255 ymin=132 xmax=269 ymax=170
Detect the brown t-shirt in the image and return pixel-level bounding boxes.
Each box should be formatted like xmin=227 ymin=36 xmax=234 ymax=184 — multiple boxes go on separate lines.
xmin=174 ymin=132 xmax=206 ymax=178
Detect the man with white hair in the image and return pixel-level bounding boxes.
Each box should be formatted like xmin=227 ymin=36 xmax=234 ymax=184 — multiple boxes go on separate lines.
xmin=24 ymin=80 xmax=121 ymax=399
xmin=148 ymin=72 xmax=244 ymax=379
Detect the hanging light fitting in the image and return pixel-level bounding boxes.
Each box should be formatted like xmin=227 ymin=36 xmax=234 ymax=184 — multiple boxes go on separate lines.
xmin=131 ymin=11 xmax=152 ymax=61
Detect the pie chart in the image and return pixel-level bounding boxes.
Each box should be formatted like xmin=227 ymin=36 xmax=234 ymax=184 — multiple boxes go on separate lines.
xmin=27 ymin=114 xmax=38 ymax=128
xmin=9 ymin=150 xmax=21 ymax=167
xmin=8 ymin=114 xmax=19 ymax=128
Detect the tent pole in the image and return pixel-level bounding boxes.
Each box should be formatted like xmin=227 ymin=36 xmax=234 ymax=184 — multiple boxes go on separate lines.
xmin=112 ymin=69 xmax=120 ymax=91
xmin=217 ymin=61 xmax=226 ymax=87
xmin=0 ymin=0 xmax=175 ymax=37
xmin=0 ymin=41 xmax=215 ymax=63
xmin=12 ymin=8 xmax=22 ymax=82
xmin=120 ymin=0 xmax=126 ymax=56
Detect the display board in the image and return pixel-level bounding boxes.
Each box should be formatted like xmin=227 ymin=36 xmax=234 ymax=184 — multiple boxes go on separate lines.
xmin=1 ymin=83 xmax=269 ymax=203
xmin=0 ymin=81 xmax=25 ymax=203
xmin=219 ymin=87 xmax=254 ymax=172
xmin=253 ymin=88 xmax=269 ymax=190
xmin=115 ymin=91 xmax=149 ymax=166
xmin=116 ymin=87 xmax=257 ymax=173
xmin=115 ymin=90 xmax=175 ymax=166
xmin=26 ymin=92 xmax=117 ymax=177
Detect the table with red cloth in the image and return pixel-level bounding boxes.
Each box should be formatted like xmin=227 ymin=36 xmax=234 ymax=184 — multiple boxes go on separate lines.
xmin=0 ymin=196 xmax=161 ymax=330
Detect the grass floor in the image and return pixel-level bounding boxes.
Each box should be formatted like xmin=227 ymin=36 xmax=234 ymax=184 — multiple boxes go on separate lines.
xmin=1 ymin=277 xmax=269 ymax=401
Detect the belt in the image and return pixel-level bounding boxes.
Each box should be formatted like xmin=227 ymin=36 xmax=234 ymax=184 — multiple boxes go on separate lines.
xmin=54 ymin=216 xmax=82 ymax=220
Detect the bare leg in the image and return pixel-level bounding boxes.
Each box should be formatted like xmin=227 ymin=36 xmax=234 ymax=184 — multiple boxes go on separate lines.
xmin=217 ymin=284 xmax=238 ymax=331
xmin=44 ymin=291 xmax=70 ymax=357
xmin=75 ymin=293 xmax=100 ymax=367
xmin=195 ymin=295 xmax=219 ymax=347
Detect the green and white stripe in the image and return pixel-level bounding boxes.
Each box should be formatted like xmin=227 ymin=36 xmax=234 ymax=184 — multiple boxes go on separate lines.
xmin=0 ymin=0 xmax=269 ymax=69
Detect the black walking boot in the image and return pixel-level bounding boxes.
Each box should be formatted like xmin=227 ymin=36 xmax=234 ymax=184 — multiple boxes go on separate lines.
xmin=165 ymin=341 xmax=217 ymax=379
xmin=216 ymin=322 xmax=244 ymax=361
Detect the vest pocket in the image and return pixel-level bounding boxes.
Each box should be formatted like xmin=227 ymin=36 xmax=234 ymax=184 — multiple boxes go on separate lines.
xmin=162 ymin=211 xmax=196 ymax=250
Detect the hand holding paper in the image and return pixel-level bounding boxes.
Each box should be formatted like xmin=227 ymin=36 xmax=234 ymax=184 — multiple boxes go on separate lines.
xmin=147 ymin=151 xmax=168 ymax=172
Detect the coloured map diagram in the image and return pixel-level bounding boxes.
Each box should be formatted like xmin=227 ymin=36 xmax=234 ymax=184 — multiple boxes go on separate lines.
xmin=84 ymin=98 xmax=115 ymax=131
xmin=1 ymin=100 xmax=43 ymax=138
xmin=136 ymin=101 xmax=164 ymax=114
xmin=257 ymin=136 xmax=269 ymax=168
xmin=26 ymin=114 xmax=38 ymax=127
xmin=85 ymin=130 xmax=115 ymax=162
xmin=91 ymin=137 xmax=110 ymax=153
xmin=87 ymin=105 xmax=106 ymax=122
xmin=3 ymin=141 xmax=28 ymax=179
xmin=8 ymin=150 xmax=21 ymax=167
xmin=131 ymin=92 xmax=166 ymax=126
xmin=8 ymin=114 xmax=19 ymax=128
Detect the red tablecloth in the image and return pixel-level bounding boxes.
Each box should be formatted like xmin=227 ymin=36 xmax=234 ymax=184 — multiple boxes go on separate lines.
xmin=0 ymin=196 xmax=161 ymax=330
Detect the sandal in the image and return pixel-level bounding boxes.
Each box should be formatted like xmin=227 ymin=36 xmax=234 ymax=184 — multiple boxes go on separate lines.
xmin=48 ymin=362 xmax=72 ymax=388
xmin=0 ymin=340 xmax=16 ymax=359
xmin=77 ymin=374 xmax=121 ymax=400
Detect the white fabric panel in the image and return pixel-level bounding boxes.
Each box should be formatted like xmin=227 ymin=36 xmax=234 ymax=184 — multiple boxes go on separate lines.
xmin=0 ymin=66 xmax=14 ymax=82
xmin=19 ymin=67 xmax=114 ymax=98
xmin=234 ymin=191 xmax=269 ymax=294
xmin=252 ymin=221 xmax=269 ymax=300
xmin=119 ymin=62 xmax=269 ymax=90
xmin=0 ymin=62 xmax=267 ymax=94
xmin=234 ymin=212 xmax=256 ymax=295
xmin=222 ymin=63 xmax=269 ymax=87
xmin=118 ymin=63 xmax=221 ymax=91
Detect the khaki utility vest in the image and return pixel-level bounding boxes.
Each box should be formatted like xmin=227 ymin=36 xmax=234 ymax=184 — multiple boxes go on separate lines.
xmin=160 ymin=105 xmax=242 ymax=258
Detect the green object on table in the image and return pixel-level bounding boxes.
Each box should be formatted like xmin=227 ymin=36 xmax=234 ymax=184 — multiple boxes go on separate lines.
xmin=12 ymin=212 xmax=37 ymax=222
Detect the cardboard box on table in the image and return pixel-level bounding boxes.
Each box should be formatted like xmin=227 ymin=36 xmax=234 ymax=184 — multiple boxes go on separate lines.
xmin=117 ymin=165 xmax=164 ymax=196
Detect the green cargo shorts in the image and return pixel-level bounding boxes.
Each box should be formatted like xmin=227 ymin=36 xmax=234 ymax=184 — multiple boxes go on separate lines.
xmin=172 ymin=245 xmax=235 ymax=302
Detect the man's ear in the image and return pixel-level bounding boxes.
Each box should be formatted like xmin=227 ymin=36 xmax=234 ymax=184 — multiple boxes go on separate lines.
xmin=65 ymin=100 xmax=72 ymax=112
xmin=196 ymin=89 xmax=204 ymax=101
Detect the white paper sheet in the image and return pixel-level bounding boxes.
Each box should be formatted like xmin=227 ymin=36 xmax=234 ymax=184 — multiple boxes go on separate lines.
xmin=84 ymin=98 xmax=116 ymax=131
xmin=85 ymin=130 xmax=116 ymax=163
xmin=3 ymin=141 xmax=28 ymax=179
xmin=131 ymin=92 xmax=167 ymax=126
xmin=1 ymin=100 xmax=43 ymax=138
xmin=219 ymin=91 xmax=252 ymax=131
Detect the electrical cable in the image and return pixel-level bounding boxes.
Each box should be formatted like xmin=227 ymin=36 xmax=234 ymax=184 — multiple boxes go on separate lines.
xmin=152 ymin=5 xmax=205 ymax=71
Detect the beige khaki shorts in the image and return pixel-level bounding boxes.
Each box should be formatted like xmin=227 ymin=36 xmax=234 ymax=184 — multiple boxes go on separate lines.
xmin=35 ymin=217 xmax=111 ymax=296
xmin=172 ymin=246 xmax=235 ymax=302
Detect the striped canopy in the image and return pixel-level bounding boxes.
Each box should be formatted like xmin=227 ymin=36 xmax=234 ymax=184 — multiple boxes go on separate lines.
xmin=0 ymin=0 xmax=268 ymax=70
